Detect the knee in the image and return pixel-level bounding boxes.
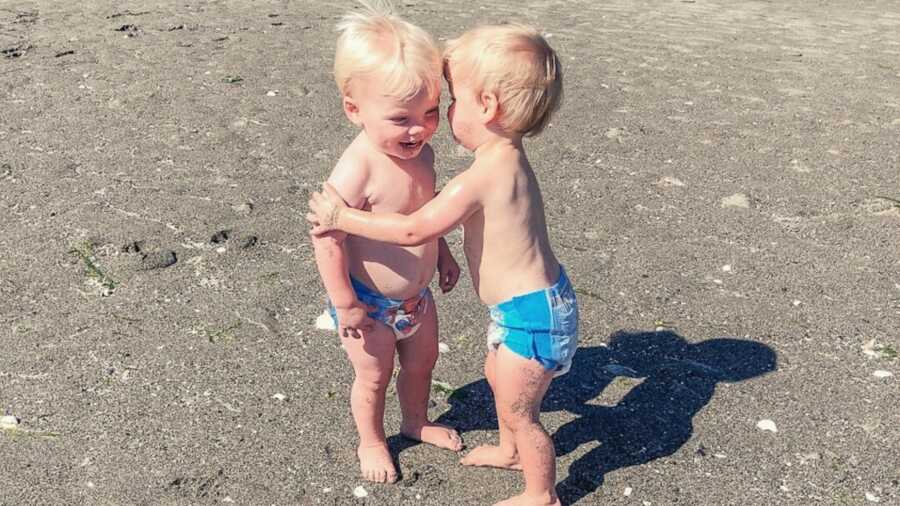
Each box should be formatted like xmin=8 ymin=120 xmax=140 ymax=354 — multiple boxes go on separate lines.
xmin=400 ymin=358 xmax=435 ymax=379
xmin=354 ymin=370 xmax=392 ymax=391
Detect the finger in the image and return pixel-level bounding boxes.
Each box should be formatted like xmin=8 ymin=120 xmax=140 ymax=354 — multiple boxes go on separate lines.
xmin=306 ymin=212 xmax=320 ymax=225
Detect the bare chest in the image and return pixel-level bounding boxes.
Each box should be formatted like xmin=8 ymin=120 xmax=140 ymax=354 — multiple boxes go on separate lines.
xmin=366 ymin=160 xmax=436 ymax=213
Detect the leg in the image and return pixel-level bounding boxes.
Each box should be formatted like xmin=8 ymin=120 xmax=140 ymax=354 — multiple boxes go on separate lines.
xmin=460 ymin=349 xmax=521 ymax=470
xmin=492 ymin=345 xmax=560 ymax=506
xmin=341 ymin=322 xmax=398 ymax=483
xmin=396 ymin=305 xmax=463 ymax=451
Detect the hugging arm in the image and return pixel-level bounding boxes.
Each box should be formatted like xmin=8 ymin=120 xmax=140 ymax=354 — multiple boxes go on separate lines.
xmin=308 ymin=173 xmax=482 ymax=246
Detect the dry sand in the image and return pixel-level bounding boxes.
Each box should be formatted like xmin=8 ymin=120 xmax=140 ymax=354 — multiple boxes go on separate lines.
xmin=1 ymin=0 xmax=898 ymax=504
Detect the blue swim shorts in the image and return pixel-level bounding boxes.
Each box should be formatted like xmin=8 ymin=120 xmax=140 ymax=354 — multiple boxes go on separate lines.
xmin=486 ymin=266 xmax=579 ymax=377
xmin=329 ymin=276 xmax=432 ymax=340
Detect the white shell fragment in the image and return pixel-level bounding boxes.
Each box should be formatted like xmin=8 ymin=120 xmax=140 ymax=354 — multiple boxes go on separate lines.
xmin=315 ymin=310 xmax=336 ymax=330
xmin=272 ymin=393 xmax=287 ymax=401
xmin=0 ymin=415 xmax=18 ymax=430
xmin=756 ymin=419 xmax=778 ymax=433
xmin=353 ymin=486 xmax=368 ymax=498
xmin=872 ymin=370 xmax=893 ymax=378
xmin=865 ymin=492 xmax=880 ymax=502
xmin=438 ymin=342 xmax=450 ymax=353
xmin=624 ymin=487 xmax=633 ymax=496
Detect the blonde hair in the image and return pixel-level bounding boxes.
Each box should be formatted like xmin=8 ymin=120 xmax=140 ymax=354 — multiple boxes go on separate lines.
xmin=334 ymin=1 xmax=441 ymax=101
xmin=444 ymin=24 xmax=563 ymax=137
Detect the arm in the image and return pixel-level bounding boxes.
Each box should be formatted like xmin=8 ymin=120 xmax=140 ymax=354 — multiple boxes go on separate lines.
xmin=310 ymin=158 xmax=375 ymax=338
xmin=308 ymin=171 xmax=483 ymax=246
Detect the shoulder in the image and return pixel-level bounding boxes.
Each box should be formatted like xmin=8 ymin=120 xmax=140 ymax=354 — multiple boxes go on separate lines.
xmin=327 ymin=138 xmax=372 ymax=209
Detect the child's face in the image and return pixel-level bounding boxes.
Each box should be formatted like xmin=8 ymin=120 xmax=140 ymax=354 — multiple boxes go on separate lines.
xmin=444 ymin=63 xmax=481 ymax=151
xmin=345 ymin=76 xmax=440 ymax=160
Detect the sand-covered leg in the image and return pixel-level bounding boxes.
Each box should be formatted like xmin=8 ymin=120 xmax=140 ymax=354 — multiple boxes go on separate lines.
xmin=461 ymin=349 xmax=521 ymax=470
xmin=342 ymin=323 xmax=398 ymax=483
xmin=490 ymin=345 xmax=559 ymax=505
xmin=396 ymin=306 xmax=463 ymax=451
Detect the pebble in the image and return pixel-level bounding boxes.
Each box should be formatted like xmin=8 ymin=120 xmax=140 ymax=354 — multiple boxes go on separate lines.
xmin=721 ymin=193 xmax=751 ymax=209
xmin=866 ymin=492 xmax=880 ymax=502
xmin=722 ymin=264 xmax=732 ymax=272
xmin=872 ymin=370 xmax=893 ymax=378
xmin=141 ymin=250 xmax=177 ymax=270
xmin=232 ymin=202 xmax=253 ymax=216
xmin=438 ymin=342 xmax=449 ymax=353
xmin=756 ymin=419 xmax=778 ymax=433
xmin=624 ymin=487 xmax=633 ymax=496
xmin=657 ymin=176 xmax=685 ymax=187
xmin=211 ymin=230 xmax=231 ymax=243
xmin=353 ymin=486 xmax=368 ymax=498
xmin=240 ymin=235 xmax=258 ymax=249
xmin=0 ymin=414 xmax=18 ymax=430
xmin=266 ymin=90 xmax=277 ymax=96
xmin=272 ymin=393 xmax=287 ymax=401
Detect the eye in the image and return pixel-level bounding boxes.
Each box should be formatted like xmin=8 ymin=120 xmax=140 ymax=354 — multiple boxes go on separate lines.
xmin=426 ymin=108 xmax=439 ymax=116
xmin=390 ymin=116 xmax=408 ymax=124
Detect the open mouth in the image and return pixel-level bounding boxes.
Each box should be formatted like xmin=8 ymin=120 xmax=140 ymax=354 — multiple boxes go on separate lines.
xmin=400 ymin=140 xmax=422 ymax=150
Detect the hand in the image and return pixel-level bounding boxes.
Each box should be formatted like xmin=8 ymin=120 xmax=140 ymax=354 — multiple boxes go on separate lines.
xmin=335 ymin=300 xmax=376 ymax=339
xmin=307 ymin=182 xmax=349 ymax=236
xmin=437 ymin=246 xmax=460 ymax=294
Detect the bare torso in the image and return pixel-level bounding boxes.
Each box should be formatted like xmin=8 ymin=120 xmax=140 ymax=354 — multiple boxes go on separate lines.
xmin=341 ymin=134 xmax=438 ymax=299
xmin=461 ymin=147 xmax=560 ymax=306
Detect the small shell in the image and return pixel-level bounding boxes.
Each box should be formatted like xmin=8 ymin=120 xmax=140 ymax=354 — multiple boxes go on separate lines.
xmin=0 ymin=415 xmax=19 ymax=430
xmin=756 ymin=419 xmax=778 ymax=433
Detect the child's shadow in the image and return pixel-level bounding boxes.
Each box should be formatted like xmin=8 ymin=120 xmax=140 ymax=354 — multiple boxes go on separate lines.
xmin=435 ymin=330 xmax=777 ymax=505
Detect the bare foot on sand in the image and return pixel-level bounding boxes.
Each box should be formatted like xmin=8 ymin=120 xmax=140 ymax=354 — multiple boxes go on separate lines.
xmin=357 ymin=443 xmax=397 ymax=483
xmin=459 ymin=444 xmax=521 ymax=470
xmin=400 ymin=421 xmax=464 ymax=451
xmin=493 ymin=493 xmax=561 ymax=506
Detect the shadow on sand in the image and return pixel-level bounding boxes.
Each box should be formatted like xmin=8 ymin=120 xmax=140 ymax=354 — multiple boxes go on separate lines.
xmin=431 ymin=329 xmax=777 ymax=504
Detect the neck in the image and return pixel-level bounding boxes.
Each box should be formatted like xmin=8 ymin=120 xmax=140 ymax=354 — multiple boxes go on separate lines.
xmin=473 ymin=131 xmax=524 ymax=157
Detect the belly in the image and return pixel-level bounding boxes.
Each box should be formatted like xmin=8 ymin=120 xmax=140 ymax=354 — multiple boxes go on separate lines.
xmin=347 ymin=236 xmax=438 ymax=299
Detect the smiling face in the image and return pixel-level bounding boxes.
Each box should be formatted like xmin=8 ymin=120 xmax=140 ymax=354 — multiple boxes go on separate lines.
xmin=344 ymin=74 xmax=440 ymax=160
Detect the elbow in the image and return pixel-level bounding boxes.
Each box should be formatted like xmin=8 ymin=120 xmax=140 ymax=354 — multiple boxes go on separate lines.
xmin=398 ymin=220 xmax=432 ymax=246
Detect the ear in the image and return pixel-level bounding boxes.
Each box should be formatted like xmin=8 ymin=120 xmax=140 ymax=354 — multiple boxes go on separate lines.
xmin=342 ymin=96 xmax=362 ymax=126
xmin=479 ymin=91 xmax=500 ymax=125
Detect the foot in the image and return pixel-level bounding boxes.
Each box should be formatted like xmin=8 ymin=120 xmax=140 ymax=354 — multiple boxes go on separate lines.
xmin=493 ymin=493 xmax=561 ymax=506
xmin=400 ymin=421 xmax=464 ymax=451
xmin=357 ymin=443 xmax=398 ymax=483
xmin=460 ymin=444 xmax=521 ymax=471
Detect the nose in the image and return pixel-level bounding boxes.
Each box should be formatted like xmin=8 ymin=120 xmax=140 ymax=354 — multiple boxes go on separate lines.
xmin=408 ymin=125 xmax=425 ymax=137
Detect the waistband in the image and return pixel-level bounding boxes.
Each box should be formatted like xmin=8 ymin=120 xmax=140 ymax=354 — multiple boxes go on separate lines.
xmin=489 ymin=265 xmax=571 ymax=313
xmin=350 ymin=276 xmax=429 ymax=306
